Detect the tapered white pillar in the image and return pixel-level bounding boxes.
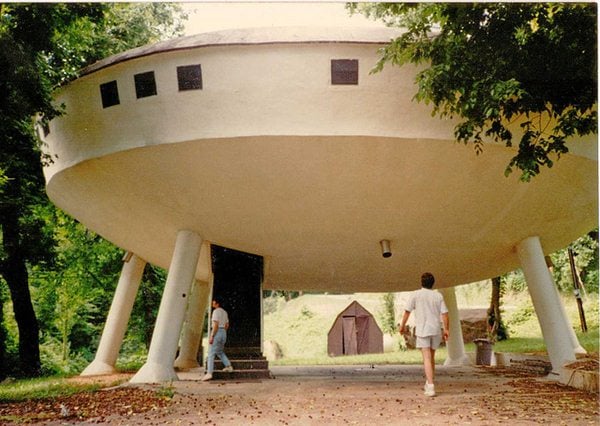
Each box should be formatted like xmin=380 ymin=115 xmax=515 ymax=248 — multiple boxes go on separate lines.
xmin=131 ymin=230 xmax=203 ymax=383
xmin=517 ymin=236 xmax=576 ymax=373
xmin=81 ymin=253 xmax=146 ymax=376
xmin=174 ymin=279 xmax=211 ymax=369
xmin=440 ymin=287 xmax=470 ymax=366
xmin=551 ymin=277 xmax=587 ymax=354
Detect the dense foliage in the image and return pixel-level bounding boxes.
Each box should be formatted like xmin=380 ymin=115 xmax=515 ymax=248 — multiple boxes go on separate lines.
xmin=351 ymin=2 xmax=597 ymax=181
xmin=0 ymin=3 xmax=185 ymax=378
xmin=551 ymin=231 xmax=599 ymax=293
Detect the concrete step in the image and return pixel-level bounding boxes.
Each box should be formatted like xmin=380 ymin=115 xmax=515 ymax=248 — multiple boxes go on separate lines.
xmin=211 ymin=368 xmax=272 ymax=380
xmin=215 ymin=359 xmax=269 ymax=370
xmin=226 ymin=346 xmax=265 ymax=359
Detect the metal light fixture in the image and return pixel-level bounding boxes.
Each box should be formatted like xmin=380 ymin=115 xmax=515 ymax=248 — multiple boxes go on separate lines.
xmin=380 ymin=239 xmax=392 ymax=258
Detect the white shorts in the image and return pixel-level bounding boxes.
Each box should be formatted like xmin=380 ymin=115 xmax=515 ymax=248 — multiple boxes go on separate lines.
xmin=416 ymin=334 xmax=442 ymax=349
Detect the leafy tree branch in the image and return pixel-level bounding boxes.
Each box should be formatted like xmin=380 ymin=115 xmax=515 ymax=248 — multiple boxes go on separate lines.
xmin=350 ymin=2 xmax=597 ymax=181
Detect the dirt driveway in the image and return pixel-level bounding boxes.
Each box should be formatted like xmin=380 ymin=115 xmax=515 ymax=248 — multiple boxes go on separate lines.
xmin=3 ymin=364 xmax=598 ymax=425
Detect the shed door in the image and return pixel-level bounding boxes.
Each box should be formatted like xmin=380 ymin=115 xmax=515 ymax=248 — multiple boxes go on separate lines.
xmin=342 ymin=316 xmax=358 ymax=355
xmin=355 ymin=315 xmax=369 ymax=354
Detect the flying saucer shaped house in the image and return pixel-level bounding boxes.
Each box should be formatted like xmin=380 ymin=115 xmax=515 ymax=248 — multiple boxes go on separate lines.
xmin=40 ymin=27 xmax=597 ymax=383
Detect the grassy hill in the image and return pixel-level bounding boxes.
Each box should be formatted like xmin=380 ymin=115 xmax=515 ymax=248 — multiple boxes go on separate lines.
xmin=263 ymin=282 xmax=599 ymax=365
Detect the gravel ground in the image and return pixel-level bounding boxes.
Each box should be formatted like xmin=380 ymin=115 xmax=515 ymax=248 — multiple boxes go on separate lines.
xmin=3 ymin=364 xmax=596 ymax=425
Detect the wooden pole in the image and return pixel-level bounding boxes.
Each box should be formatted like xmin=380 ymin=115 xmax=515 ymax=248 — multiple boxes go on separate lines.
xmin=487 ymin=277 xmax=502 ymax=340
xmin=568 ymin=248 xmax=588 ymax=333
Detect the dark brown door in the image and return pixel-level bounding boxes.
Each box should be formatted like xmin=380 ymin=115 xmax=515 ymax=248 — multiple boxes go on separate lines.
xmin=342 ymin=316 xmax=358 ymax=355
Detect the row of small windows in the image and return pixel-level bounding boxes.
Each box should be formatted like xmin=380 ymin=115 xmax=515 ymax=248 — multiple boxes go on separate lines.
xmin=100 ymin=59 xmax=358 ymax=109
xmin=101 ymin=64 xmax=202 ymax=108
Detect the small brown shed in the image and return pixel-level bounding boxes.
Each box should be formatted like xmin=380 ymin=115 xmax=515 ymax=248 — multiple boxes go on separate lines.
xmin=327 ymin=301 xmax=384 ymax=357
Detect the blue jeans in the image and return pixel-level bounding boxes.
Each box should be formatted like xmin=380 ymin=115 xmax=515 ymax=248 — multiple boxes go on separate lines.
xmin=207 ymin=328 xmax=231 ymax=374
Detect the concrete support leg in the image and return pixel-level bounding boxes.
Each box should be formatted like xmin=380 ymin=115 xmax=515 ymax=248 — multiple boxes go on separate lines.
xmin=439 ymin=287 xmax=470 ymax=366
xmin=81 ymin=253 xmax=146 ymax=376
xmin=517 ymin=236 xmax=577 ymax=373
xmin=552 ymin=282 xmax=587 ymax=354
xmin=174 ymin=279 xmax=211 ymax=369
xmin=131 ymin=230 xmax=203 ymax=383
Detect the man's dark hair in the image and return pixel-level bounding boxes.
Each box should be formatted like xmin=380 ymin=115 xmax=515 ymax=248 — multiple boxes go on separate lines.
xmin=213 ymin=296 xmax=223 ymax=307
xmin=421 ymin=272 xmax=435 ymax=289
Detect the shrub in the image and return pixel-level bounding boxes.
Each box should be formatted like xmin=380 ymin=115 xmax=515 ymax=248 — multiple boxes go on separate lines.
xmin=506 ymin=303 xmax=535 ymax=328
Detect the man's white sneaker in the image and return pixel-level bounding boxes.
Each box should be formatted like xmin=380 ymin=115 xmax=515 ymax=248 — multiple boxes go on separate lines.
xmin=424 ymin=383 xmax=436 ymax=397
xmin=223 ymin=365 xmax=234 ymax=373
xmin=201 ymin=373 xmax=213 ymax=381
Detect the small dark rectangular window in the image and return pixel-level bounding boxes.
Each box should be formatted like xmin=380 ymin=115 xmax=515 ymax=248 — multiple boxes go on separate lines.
xmin=177 ymin=64 xmax=203 ymax=91
xmin=134 ymin=71 xmax=157 ymax=98
xmin=100 ymin=80 xmax=120 ymax=108
xmin=42 ymin=122 xmax=50 ymax=137
xmin=331 ymin=59 xmax=359 ymax=85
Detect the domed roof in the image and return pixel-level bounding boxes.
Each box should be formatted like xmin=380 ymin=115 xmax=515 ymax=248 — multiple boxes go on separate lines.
xmin=82 ymin=26 xmax=404 ymax=75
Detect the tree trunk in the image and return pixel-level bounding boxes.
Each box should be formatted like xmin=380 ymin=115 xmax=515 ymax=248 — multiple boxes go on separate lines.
xmin=0 ymin=297 xmax=6 ymax=380
xmin=0 ymin=209 xmax=41 ymax=377
xmin=487 ymin=276 xmax=502 ymax=341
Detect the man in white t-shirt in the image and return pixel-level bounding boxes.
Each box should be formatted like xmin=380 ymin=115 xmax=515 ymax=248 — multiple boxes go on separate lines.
xmin=399 ymin=272 xmax=449 ymax=397
xmin=202 ymin=297 xmax=234 ymax=381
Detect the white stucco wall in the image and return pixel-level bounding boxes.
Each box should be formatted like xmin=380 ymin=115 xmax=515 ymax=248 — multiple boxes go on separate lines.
xmin=45 ymin=37 xmax=456 ymax=181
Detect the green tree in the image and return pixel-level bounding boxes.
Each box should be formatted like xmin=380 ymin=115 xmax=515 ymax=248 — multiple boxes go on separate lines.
xmin=379 ymin=292 xmax=396 ymax=335
xmin=0 ymin=3 xmax=185 ymax=378
xmin=350 ymin=2 xmax=597 ymax=181
xmin=30 ymin=209 xmax=122 ymax=370
xmin=129 ymin=265 xmax=167 ymax=350
xmin=550 ymin=230 xmax=599 ymax=293
xmin=0 ymin=2 xmax=115 ymax=379
xmin=29 ymin=209 xmax=168 ymax=374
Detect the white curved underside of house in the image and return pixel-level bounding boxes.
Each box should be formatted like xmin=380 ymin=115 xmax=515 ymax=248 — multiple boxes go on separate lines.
xmin=42 ymin=27 xmax=598 ymax=292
